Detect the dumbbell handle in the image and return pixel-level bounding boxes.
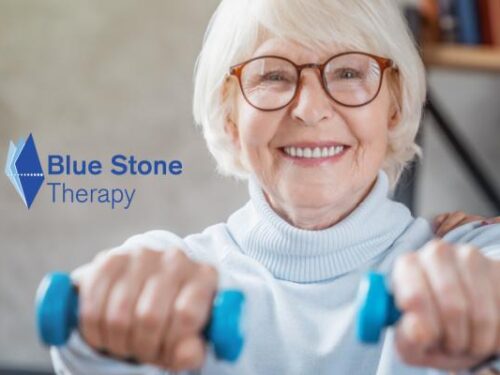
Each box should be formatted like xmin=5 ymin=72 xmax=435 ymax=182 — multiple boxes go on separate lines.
xmin=356 ymin=272 xmax=401 ymax=343
xmin=35 ymin=272 xmax=244 ymax=362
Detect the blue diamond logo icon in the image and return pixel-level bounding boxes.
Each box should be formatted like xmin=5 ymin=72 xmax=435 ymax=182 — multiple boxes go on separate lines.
xmin=5 ymin=133 xmax=45 ymax=208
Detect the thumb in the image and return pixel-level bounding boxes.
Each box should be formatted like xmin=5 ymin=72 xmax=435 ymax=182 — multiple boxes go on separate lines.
xmin=70 ymin=263 xmax=92 ymax=287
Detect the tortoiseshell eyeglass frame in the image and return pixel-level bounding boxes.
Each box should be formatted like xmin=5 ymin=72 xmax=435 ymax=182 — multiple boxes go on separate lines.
xmin=227 ymin=51 xmax=399 ymax=111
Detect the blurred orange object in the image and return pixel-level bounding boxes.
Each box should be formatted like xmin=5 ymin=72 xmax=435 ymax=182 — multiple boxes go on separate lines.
xmin=419 ymin=0 xmax=441 ymax=43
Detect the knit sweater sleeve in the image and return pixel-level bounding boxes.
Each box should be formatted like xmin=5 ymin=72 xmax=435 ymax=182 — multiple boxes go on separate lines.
xmin=49 ymin=229 xmax=214 ymax=375
xmin=440 ymin=220 xmax=500 ymax=259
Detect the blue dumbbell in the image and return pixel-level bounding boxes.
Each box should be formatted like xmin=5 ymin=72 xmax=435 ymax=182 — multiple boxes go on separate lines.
xmin=356 ymin=271 xmax=500 ymax=372
xmin=356 ymin=271 xmax=401 ymax=343
xmin=35 ymin=272 xmax=245 ymax=362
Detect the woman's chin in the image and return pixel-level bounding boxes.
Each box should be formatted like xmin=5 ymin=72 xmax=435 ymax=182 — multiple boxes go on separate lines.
xmin=275 ymin=169 xmax=346 ymax=190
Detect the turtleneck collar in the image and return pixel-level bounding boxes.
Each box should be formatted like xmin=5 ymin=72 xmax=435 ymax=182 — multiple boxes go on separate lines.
xmin=226 ymin=170 xmax=415 ymax=283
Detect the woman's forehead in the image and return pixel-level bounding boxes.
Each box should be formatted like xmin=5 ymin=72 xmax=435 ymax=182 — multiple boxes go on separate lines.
xmin=251 ymin=37 xmax=354 ymax=63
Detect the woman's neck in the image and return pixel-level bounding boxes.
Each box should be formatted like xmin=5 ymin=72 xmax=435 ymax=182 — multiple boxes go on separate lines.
xmin=225 ymin=169 xmax=416 ymax=282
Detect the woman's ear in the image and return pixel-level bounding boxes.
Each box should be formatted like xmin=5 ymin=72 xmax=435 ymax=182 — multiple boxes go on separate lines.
xmin=388 ymin=105 xmax=401 ymax=130
xmin=387 ymin=72 xmax=402 ymax=130
xmin=225 ymin=115 xmax=240 ymax=148
xmin=222 ymin=76 xmax=241 ymax=148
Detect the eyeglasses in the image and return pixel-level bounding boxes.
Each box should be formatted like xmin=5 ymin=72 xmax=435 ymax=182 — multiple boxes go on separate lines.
xmin=228 ymin=51 xmax=398 ymax=111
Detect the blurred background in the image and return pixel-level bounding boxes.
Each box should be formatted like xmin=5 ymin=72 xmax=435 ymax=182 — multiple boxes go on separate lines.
xmin=0 ymin=0 xmax=499 ymax=373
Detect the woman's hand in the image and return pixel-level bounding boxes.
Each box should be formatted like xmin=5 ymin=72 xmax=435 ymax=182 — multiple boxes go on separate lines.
xmin=392 ymin=239 xmax=500 ymax=371
xmin=71 ymin=238 xmax=218 ymax=372
xmin=432 ymin=211 xmax=500 ymax=237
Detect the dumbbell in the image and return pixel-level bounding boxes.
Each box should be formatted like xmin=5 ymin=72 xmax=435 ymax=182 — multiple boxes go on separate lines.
xmin=356 ymin=271 xmax=500 ymax=372
xmin=356 ymin=271 xmax=401 ymax=343
xmin=35 ymin=272 xmax=245 ymax=362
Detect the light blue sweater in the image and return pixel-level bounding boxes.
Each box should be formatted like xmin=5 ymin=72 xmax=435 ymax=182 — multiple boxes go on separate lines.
xmin=51 ymin=170 xmax=500 ymax=374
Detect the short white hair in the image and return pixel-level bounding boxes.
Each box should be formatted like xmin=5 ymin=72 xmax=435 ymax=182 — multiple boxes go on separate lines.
xmin=193 ymin=0 xmax=426 ymax=190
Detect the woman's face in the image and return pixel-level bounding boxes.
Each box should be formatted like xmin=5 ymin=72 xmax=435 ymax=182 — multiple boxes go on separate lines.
xmin=226 ymin=38 xmax=400 ymax=229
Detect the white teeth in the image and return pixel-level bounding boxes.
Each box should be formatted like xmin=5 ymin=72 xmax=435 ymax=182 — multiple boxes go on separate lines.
xmin=283 ymin=145 xmax=345 ymax=158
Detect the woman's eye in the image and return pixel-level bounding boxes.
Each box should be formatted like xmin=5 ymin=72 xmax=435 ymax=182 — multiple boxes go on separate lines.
xmin=261 ymin=72 xmax=289 ymax=82
xmin=334 ymin=68 xmax=361 ymax=80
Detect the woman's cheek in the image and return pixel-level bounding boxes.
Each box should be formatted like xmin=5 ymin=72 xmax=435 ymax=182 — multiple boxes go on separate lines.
xmin=242 ymin=119 xmax=275 ymax=147
xmin=350 ymin=139 xmax=386 ymax=178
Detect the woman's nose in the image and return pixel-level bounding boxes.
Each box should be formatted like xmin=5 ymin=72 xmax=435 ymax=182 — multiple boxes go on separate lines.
xmin=290 ymin=69 xmax=335 ymax=126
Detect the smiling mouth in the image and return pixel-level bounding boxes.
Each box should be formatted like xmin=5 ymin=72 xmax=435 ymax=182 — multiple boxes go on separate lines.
xmin=279 ymin=145 xmax=350 ymax=159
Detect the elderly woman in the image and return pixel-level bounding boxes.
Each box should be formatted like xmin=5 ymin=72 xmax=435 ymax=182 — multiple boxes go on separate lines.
xmin=51 ymin=0 xmax=500 ymax=374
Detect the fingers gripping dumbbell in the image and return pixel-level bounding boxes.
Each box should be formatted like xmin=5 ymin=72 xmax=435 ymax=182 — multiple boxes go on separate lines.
xmin=35 ymin=272 xmax=245 ymax=362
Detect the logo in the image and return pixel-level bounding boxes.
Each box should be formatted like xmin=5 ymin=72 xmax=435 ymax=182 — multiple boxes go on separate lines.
xmin=5 ymin=133 xmax=184 ymax=210
xmin=5 ymin=133 xmax=45 ymax=208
